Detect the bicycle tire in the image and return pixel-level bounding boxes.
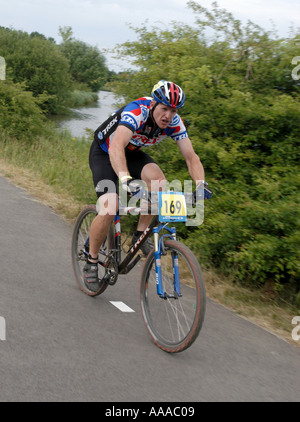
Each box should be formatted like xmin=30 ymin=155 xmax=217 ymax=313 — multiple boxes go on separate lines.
xmin=140 ymin=239 xmax=206 ymax=353
xmin=71 ymin=205 xmax=114 ymax=296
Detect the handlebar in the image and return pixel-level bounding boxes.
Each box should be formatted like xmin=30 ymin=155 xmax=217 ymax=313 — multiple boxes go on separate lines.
xmin=118 ymin=187 xmax=211 ymax=216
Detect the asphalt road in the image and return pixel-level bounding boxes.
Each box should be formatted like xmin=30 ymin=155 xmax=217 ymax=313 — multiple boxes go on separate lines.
xmin=0 ymin=174 xmax=299 ymax=403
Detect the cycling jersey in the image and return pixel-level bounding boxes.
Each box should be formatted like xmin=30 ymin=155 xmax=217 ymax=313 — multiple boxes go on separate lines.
xmin=94 ymin=97 xmax=188 ymax=153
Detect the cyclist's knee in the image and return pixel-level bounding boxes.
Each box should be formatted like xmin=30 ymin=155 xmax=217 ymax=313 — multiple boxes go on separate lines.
xmin=141 ymin=163 xmax=166 ymax=190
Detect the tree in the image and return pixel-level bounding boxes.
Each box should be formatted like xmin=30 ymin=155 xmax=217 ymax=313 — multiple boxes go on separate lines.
xmin=0 ymin=27 xmax=73 ymax=113
xmin=58 ymin=26 xmax=73 ymax=43
xmin=109 ymin=2 xmax=300 ymax=299
xmin=59 ymin=28 xmax=109 ymax=91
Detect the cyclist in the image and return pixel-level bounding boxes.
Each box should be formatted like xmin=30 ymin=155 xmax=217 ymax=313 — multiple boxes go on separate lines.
xmin=84 ymin=80 xmax=210 ymax=292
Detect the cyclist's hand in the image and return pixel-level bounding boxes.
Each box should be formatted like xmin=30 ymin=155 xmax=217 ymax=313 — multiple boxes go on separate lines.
xmin=204 ymin=184 xmax=213 ymax=200
xmin=121 ymin=176 xmax=143 ymax=197
xmin=192 ymin=181 xmax=213 ymax=204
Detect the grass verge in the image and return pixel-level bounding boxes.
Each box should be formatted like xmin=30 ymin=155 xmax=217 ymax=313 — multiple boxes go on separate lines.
xmin=0 ymin=130 xmax=299 ymax=348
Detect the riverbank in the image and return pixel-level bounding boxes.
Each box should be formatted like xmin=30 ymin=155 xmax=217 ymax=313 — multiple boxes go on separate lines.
xmin=68 ymin=90 xmax=99 ymax=108
xmin=50 ymin=90 xmax=120 ymax=139
xmin=0 ymin=137 xmax=298 ymax=348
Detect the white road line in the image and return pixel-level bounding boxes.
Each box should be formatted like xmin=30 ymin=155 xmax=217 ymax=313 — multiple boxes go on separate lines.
xmin=110 ymin=301 xmax=135 ymax=313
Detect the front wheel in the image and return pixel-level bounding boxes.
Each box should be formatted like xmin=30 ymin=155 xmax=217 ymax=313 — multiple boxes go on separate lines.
xmin=140 ymin=240 xmax=206 ymax=353
xmin=71 ymin=205 xmax=114 ymax=296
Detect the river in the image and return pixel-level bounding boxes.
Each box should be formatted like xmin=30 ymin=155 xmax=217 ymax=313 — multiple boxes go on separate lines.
xmin=53 ymin=90 xmax=120 ymax=138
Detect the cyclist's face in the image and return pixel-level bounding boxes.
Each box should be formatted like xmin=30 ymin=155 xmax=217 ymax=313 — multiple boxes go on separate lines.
xmin=152 ymin=102 xmax=177 ymax=129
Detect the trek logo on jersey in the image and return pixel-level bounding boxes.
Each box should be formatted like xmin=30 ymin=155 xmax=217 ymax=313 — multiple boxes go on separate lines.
xmin=102 ymin=115 xmax=119 ymax=135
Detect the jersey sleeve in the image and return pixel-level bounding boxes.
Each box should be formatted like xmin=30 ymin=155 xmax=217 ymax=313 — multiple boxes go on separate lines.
xmin=118 ymin=98 xmax=150 ymax=132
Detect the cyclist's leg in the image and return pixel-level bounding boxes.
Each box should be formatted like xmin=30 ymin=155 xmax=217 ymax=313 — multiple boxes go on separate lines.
xmin=140 ymin=162 xmax=166 ymax=190
xmin=85 ymin=141 xmax=119 ymax=290
xmin=126 ymin=151 xmax=166 ymax=255
xmin=89 ymin=193 xmax=118 ymax=259
xmin=137 ymin=162 xmax=166 ymax=230
xmin=126 ymin=150 xmax=166 ymax=231
xmin=89 ymin=140 xmax=119 ymax=260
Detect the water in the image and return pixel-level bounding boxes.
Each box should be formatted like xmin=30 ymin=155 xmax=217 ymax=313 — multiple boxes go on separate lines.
xmin=53 ymin=90 xmax=120 ymax=138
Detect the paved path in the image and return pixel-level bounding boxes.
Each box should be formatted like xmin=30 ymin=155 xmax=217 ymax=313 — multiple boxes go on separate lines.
xmin=0 ymin=175 xmax=299 ymax=402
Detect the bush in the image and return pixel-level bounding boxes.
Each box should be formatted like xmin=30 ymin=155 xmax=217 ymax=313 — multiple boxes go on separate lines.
xmin=0 ymin=80 xmax=48 ymax=139
xmin=109 ymin=2 xmax=300 ymax=298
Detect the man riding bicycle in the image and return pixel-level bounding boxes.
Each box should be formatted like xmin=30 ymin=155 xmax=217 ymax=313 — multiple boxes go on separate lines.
xmin=84 ymin=80 xmax=210 ymax=292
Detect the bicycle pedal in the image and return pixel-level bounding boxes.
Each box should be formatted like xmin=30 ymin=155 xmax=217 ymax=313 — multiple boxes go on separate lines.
xmin=100 ymin=272 xmax=116 ymax=286
xmin=102 ymin=256 xmax=118 ymax=285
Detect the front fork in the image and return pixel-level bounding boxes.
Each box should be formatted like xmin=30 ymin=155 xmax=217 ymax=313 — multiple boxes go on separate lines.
xmin=153 ymin=226 xmax=181 ymax=299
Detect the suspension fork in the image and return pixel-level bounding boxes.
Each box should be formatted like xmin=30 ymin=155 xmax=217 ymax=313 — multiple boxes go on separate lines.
xmin=114 ymin=213 xmax=121 ymax=264
xmin=153 ymin=227 xmax=164 ymax=297
xmin=153 ymin=226 xmax=181 ymax=298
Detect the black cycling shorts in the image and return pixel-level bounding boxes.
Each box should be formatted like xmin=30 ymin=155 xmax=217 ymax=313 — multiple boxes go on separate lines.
xmin=89 ymin=140 xmax=157 ymax=198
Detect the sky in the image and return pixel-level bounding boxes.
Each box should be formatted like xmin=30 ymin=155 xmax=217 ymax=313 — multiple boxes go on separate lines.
xmin=1 ymin=0 xmax=299 ymax=71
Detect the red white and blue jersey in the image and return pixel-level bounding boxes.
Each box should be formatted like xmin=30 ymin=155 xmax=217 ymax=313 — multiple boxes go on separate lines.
xmin=97 ymin=97 xmax=188 ymax=153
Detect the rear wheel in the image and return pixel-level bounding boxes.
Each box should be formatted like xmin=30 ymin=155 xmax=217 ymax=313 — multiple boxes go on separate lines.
xmin=140 ymin=240 xmax=206 ymax=353
xmin=71 ymin=205 xmax=114 ymax=296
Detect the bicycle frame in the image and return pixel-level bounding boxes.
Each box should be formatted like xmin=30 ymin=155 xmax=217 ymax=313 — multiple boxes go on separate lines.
xmin=86 ymin=189 xmax=197 ymax=296
xmin=111 ymin=206 xmax=181 ymax=299
xmin=115 ymin=212 xmax=159 ymax=274
xmin=153 ymin=225 xmax=182 ymax=299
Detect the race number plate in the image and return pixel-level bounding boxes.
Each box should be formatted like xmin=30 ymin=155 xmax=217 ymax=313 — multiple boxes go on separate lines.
xmin=158 ymin=192 xmax=187 ymax=222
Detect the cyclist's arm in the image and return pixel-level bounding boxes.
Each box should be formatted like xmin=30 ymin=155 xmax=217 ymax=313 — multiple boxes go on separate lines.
xmin=109 ymin=125 xmax=133 ymax=180
xmin=176 ymin=137 xmax=205 ymax=183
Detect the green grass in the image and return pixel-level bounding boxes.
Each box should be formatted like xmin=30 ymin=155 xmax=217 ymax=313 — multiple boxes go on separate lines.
xmin=0 ymin=125 xmax=96 ymax=208
xmin=69 ymin=90 xmax=98 ymax=107
xmin=1 ymin=126 xmax=299 ymax=348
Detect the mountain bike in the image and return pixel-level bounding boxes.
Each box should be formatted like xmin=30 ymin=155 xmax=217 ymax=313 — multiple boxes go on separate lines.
xmin=71 ymin=190 xmax=206 ymax=353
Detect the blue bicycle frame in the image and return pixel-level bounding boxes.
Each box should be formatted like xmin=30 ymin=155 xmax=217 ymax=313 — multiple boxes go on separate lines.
xmin=94 ymin=189 xmax=189 ymax=298
xmin=153 ymin=225 xmax=182 ymax=299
